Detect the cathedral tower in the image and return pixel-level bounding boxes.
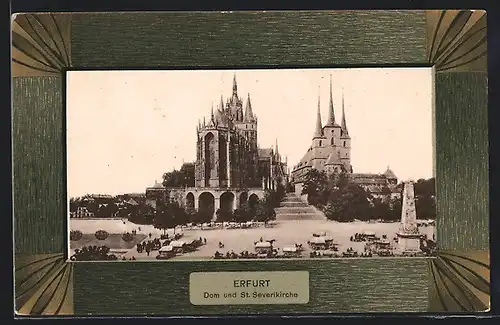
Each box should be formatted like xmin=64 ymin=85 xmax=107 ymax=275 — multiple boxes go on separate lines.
xmin=339 ymin=90 xmax=352 ymax=173
xmin=311 ymin=93 xmax=326 ymax=169
xmin=195 ymin=74 xmax=261 ymax=189
xmin=322 ymin=75 xmax=342 ymax=147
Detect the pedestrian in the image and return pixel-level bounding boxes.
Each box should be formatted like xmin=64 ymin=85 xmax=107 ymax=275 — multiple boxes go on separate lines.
xmin=204 ymin=238 xmax=207 ymax=244
xmin=149 ymin=233 xmax=152 ymax=238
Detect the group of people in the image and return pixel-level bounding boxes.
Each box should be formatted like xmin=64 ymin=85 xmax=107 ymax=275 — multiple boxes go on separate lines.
xmin=159 ymin=232 xmax=184 ymax=241
xmin=350 ymin=233 xmax=388 ymax=242
xmin=136 ymin=238 xmax=162 ymax=256
xmin=213 ymin=250 xmax=277 ymax=259
xmin=70 ymin=245 xmax=118 ymax=261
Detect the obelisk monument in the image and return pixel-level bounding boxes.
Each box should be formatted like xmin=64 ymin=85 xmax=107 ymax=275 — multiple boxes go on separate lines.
xmin=397 ymin=181 xmax=422 ymax=254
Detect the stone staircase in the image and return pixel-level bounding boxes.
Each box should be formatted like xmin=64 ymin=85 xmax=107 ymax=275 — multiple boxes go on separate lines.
xmin=275 ymin=193 xmax=326 ymax=221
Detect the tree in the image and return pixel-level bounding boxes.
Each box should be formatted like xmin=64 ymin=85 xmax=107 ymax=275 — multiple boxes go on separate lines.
xmin=216 ymin=208 xmax=234 ymax=222
xmin=253 ymin=191 xmax=277 ymax=223
xmin=117 ymin=207 xmax=130 ymax=219
xmin=171 ymin=201 xmax=189 ymax=225
xmin=96 ymin=202 xmax=119 ymax=218
xmin=323 ymin=183 xmax=372 ymax=222
xmin=162 ymin=163 xmax=196 ymax=188
xmin=414 ymin=178 xmax=436 ymax=219
xmin=191 ymin=210 xmax=212 ymax=224
xmin=185 ymin=206 xmax=197 ymax=223
xmin=416 ymin=195 xmax=436 ymax=219
xmin=388 ymin=195 xmax=402 ymax=221
xmin=162 ymin=170 xmax=183 ymax=188
xmin=233 ymin=206 xmax=253 ymax=223
xmin=371 ymin=197 xmax=391 ymax=220
xmin=153 ymin=202 xmax=174 ymax=235
xmin=414 ymin=178 xmax=435 ymax=197
xmin=69 ymin=198 xmax=79 ymax=213
xmin=129 ymin=203 xmax=155 ymax=225
xmin=301 ymin=169 xmax=329 ymax=207
xmin=86 ymin=201 xmax=99 ymax=214
xmin=180 ymin=163 xmax=195 ymax=187
xmin=380 ymin=185 xmax=392 ymax=203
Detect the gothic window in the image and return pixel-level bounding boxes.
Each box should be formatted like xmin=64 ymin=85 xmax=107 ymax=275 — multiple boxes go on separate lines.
xmin=331 ymin=138 xmax=334 ymax=145
xmin=343 ymin=141 xmax=346 ymax=147
xmin=319 ymin=140 xmax=322 ymax=146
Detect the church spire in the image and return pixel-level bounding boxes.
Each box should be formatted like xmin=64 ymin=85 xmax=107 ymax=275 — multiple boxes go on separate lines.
xmin=232 ymin=73 xmax=238 ymax=95
xmin=209 ymin=103 xmax=215 ymax=126
xmin=327 ymin=74 xmax=336 ymax=126
xmin=275 ymin=138 xmax=279 ymax=156
xmin=244 ymin=93 xmax=254 ymax=121
xmin=220 ymin=95 xmax=224 ymax=111
xmin=313 ymin=91 xmax=323 ymax=138
xmin=341 ymin=89 xmax=349 ymax=135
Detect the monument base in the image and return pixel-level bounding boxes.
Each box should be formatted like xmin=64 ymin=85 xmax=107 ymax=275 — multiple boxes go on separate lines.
xmin=396 ymin=232 xmax=421 ymax=254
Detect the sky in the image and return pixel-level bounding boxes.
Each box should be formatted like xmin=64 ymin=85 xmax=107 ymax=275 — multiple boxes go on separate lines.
xmin=66 ymin=68 xmax=434 ymax=197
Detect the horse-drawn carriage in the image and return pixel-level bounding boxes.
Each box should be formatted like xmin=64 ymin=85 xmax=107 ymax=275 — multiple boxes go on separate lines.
xmin=308 ymin=237 xmax=327 ymax=250
xmin=282 ymin=245 xmax=302 ymax=258
xmin=254 ymin=240 xmax=278 ymax=258
xmin=156 ymin=245 xmax=176 ymax=260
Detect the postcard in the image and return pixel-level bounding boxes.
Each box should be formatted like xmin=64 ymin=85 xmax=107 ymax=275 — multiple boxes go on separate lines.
xmin=12 ymin=10 xmax=489 ymax=316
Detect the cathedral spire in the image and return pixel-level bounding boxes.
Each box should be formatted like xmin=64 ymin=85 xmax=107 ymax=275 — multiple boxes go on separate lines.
xmin=209 ymin=103 xmax=215 ymax=126
xmin=220 ymin=95 xmax=224 ymax=111
xmin=232 ymin=73 xmax=238 ymax=95
xmin=313 ymin=90 xmax=323 ymax=138
xmin=244 ymin=93 xmax=254 ymax=121
xmin=341 ymin=89 xmax=349 ymax=135
xmin=327 ymin=74 xmax=336 ymax=126
xmin=275 ymin=138 xmax=279 ymax=156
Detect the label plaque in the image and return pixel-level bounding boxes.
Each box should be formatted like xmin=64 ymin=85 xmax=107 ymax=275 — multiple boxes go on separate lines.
xmin=189 ymin=271 xmax=310 ymax=305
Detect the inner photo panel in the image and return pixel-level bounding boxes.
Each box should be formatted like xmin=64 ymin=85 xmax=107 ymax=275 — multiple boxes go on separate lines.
xmin=66 ymin=68 xmax=435 ymax=262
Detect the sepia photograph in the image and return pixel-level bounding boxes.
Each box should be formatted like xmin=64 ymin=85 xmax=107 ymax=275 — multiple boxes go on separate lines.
xmin=67 ymin=68 xmax=436 ymax=262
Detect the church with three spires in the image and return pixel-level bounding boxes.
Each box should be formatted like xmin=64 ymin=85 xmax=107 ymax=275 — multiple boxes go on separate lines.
xmin=291 ymin=76 xmax=400 ymax=200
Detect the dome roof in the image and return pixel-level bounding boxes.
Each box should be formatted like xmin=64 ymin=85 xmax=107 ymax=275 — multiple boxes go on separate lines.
xmin=383 ymin=166 xmax=397 ymax=179
xmin=152 ymin=180 xmax=163 ymax=188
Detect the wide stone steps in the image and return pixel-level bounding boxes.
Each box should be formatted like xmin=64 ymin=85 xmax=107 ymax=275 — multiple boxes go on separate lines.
xmin=275 ymin=207 xmax=317 ymax=214
xmin=282 ymin=195 xmax=303 ymax=202
xmin=274 ymin=193 xmax=326 ymax=221
xmin=275 ymin=213 xmax=325 ymax=221
xmin=280 ymin=201 xmax=307 ymax=207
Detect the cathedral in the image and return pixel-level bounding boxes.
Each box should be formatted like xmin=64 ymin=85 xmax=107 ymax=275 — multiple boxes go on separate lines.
xmin=147 ymin=74 xmax=288 ymax=219
xmin=195 ymin=74 xmax=287 ymax=190
xmin=291 ymin=76 xmax=400 ymax=199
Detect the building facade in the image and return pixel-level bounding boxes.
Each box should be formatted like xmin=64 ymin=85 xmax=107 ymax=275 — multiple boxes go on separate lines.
xmin=145 ymin=181 xmax=167 ymax=209
xmin=148 ymin=75 xmax=288 ymax=220
xmin=291 ymin=76 xmax=400 ymax=199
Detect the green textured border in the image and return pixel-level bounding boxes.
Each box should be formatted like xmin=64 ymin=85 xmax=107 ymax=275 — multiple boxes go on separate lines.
xmin=12 ymin=10 xmax=489 ymax=316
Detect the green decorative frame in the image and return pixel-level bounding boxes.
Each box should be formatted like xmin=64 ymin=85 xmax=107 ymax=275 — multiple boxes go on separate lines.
xmin=12 ymin=10 xmax=489 ymax=316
